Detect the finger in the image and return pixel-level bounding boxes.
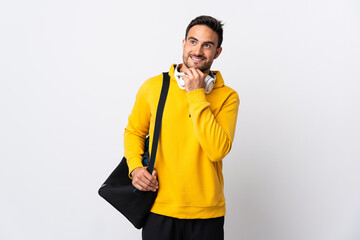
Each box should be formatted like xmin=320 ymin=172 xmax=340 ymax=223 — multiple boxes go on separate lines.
xmin=139 ymin=180 xmax=157 ymax=192
xmin=152 ymin=170 xmax=159 ymax=184
xmin=181 ymin=74 xmax=189 ymax=81
xmin=141 ymin=171 xmax=158 ymax=188
xmin=143 ymin=168 xmax=158 ymax=184
xmin=194 ymin=68 xmax=205 ymax=79
xmin=133 ymin=169 xmax=152 ymax=184
xmin=189 ymin=68 xmax=200 ymax=79
xmin=148 ymin=170 xmax=159 ymax=190
xmin=134 ymin=177 xmax=157 ymax=191
xmin=133 ymin=178 xmax=147 ymax=191
xmin=135 ymin=181 xmax=147 ymax=191
xmin=138 ymin=175 xmax=152 ymax=187
xmin=141 ymin=179 xmax=158 ymax=191
xmin=144 ymin=177 xmax=158 ymax=190
xmin=133 ymin=168 xmax=158 ymax=191
xmin=192 ymin=68 xmax=206 ymax=82
xmin=152 ymin=169 xmax=158 ymax=180
xmin=183 ymin=68 xmax=193 ymax=80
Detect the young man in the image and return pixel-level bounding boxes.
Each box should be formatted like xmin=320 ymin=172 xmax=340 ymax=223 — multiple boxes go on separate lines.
xmin=124 ymin=15 xmax=239 ymax=240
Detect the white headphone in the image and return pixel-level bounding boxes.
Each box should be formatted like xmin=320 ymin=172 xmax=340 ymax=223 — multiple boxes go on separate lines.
xmin=175 ymin=69 xmax=216 ymax=94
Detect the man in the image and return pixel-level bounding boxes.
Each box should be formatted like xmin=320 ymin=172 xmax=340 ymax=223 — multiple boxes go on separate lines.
xmin=124 ymin=15 xmax=239 ymax=240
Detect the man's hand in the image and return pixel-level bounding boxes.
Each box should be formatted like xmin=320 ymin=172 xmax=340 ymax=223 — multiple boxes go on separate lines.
xmin=131 ymin=167 xmax=158 ymax=192
xmin=182 ymin=68 xmax=206 ymax=93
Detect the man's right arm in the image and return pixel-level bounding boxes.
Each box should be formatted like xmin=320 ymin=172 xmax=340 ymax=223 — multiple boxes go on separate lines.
xmin=124 ymin=82 xmax=150 ymax=177
xmin=124 ymin=80 xmax=158 ymax=191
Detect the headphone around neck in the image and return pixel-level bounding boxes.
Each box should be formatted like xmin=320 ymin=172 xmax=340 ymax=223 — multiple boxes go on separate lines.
xmin=175 ymin=68 xmax=216 ymax=94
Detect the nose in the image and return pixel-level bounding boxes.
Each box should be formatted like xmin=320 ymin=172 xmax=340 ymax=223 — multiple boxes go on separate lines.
xmin=193 ymin=44 xmax=203 ymax=56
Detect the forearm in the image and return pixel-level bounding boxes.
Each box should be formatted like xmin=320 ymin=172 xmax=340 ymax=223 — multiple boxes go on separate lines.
xmin=187 ymin=89 xmax=239 ymax=162
xmin=124 ymin=127 xmax=147 ymax=177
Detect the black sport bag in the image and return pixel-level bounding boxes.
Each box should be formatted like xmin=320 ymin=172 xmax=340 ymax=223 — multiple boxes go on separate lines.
xmin=98 ymin=72 xmax=169 ymax=229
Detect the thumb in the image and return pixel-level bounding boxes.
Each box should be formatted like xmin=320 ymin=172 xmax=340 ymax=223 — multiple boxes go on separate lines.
xmin=152 ymin=168 xmax=158 ymax=179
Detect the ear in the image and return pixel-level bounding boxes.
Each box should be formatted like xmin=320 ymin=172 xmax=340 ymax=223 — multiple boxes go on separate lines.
xmin=182 ymin=39 xmax=186 ymax=50
xmin=214 ymin=47 xmax=222 ymax=59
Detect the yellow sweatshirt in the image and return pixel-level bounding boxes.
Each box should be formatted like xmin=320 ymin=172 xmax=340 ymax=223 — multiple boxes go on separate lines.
xmin=124 ymin=64 xmax=239 ymax=219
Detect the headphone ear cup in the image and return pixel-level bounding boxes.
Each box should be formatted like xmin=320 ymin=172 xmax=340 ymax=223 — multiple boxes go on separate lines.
xmin=204 ymin=75 xmax=215 ymax=94
xmin=179 ymin=75 xmax=186 ymax=88
xmin=176 ymin=73 xmax=186 ymax=89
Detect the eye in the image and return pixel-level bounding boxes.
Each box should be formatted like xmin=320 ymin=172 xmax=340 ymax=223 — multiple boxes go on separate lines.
xmin=204 ymin=43 xmax=211 ymax=48
xmin=190 ymin=40 xmax=196 ymax=45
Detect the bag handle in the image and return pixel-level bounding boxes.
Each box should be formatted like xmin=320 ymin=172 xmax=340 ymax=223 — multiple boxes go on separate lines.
xmin=147 ymin=72 xmax=170 ymax=174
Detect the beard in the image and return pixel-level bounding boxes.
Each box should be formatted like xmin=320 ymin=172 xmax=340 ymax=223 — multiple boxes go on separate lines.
xmin=182 ymin=54 xmax=214 ymax=73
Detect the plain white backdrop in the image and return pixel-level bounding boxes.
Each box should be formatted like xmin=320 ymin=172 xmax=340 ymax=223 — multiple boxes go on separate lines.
xmin=0 ymin=0 xmax=359 ymax=239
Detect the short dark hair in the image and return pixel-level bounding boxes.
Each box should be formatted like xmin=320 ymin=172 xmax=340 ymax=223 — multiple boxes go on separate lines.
xmin=185 ymin=15 xmax=224 ymax=48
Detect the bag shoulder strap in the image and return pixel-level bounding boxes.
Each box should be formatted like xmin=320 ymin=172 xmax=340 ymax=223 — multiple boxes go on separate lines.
xmin=147 ymin=72 xmax=170 ymax=174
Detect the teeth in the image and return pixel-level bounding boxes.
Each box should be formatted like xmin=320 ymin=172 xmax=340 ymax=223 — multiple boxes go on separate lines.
xmin=191 ymin=56 xmax=203 ymax=61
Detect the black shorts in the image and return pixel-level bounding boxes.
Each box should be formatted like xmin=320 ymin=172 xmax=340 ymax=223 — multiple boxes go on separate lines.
xmin=142 ymin=212 xmax=224 ymax=240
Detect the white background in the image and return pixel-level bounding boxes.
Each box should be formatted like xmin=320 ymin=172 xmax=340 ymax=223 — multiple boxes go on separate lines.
xmin=1 ymin=0 xmax=359 ymax=239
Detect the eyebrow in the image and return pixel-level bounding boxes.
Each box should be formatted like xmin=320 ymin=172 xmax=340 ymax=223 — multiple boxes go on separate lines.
xmin=187 ymin=37 xmax=215 ymax=46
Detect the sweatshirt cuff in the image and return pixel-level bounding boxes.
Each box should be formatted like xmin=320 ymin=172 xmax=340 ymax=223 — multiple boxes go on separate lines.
xmin=127 ymin=157 xmax=143 ymax=179
xmin=186 ymin=88 xmax=207 ymax=106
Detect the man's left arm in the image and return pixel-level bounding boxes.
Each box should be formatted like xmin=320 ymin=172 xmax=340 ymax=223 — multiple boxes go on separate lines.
xmin=186 ymin=88 xmax=240 ymax=162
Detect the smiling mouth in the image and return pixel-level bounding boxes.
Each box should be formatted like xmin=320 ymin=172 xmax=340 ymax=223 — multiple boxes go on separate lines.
xmin=190 ymin=55 xmax=205 ymax=63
